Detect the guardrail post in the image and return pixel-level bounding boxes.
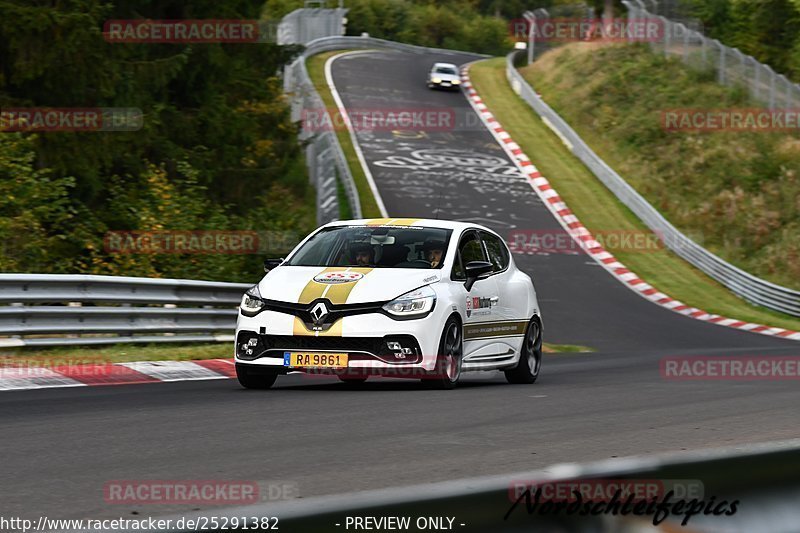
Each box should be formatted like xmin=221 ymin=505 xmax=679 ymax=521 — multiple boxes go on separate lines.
xmin=752 ymin=57 xmax=760 ymax=101
xmin=769 ymin=67 xmax=777 ymax=109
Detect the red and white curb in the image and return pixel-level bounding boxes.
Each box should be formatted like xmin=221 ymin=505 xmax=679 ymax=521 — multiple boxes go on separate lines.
xmin=0 ymin=358 xmax=236 ymax=392
xmin=460 ymin=67 xmax=800 ymax=342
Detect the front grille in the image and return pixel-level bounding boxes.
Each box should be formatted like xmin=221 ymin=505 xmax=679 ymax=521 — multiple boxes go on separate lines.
xmin=262 ymin=299 xmax=386 ymax=328
xmin=261 ymin=335 xmax=383 ymax=354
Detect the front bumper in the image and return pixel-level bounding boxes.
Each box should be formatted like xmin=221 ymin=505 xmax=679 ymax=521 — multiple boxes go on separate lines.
xmin=429 ymin=79 xmax=461 ymax=89
xmin=235 ymin=309 xmax=443 ymax=374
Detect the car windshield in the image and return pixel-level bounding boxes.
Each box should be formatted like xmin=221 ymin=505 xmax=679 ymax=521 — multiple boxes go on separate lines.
xmin=434 ymin=66 xmax=457 ymax=75
xmin=285 ymin=225 xmax=452 ymax=268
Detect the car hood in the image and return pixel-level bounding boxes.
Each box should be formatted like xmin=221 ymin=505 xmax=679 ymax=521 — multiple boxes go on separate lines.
xmin=258 ymin=266 xmax=443 ymax=305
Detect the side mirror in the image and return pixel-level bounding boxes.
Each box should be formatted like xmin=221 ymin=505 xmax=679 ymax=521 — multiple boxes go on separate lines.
xmin=464 ymin=261 xmax=493 ymax=292
xmin=264 ymin=258 xmax=284 ymax=272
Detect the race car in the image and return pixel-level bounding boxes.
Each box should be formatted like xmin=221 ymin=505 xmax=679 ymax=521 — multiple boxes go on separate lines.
xmin=234 ymin=218 xmax=542 ymax=390
xmin=427 ymin=62 xmax=461 ymax=90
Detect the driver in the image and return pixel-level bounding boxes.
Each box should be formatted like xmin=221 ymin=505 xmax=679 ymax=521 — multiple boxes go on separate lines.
xmin=350 ymin=242 xmax=374 ymax=266
xmin=422 ymin=239 xmax=446 ymax=268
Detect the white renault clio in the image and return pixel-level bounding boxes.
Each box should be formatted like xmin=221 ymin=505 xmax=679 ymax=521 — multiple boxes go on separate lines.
xmin=235 ymin=219 xmax=542 ymax=390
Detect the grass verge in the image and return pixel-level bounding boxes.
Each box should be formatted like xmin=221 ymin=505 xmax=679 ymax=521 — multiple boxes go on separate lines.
xmin=469 ymin=57 xmax=800 ymax=332
xmin=0 ymin=343 xmax=230 ymax=365
xmin=306 ymin=51 xmax=383 ymax=219
xmin=0 ymin=341 xmax=591 ymax=363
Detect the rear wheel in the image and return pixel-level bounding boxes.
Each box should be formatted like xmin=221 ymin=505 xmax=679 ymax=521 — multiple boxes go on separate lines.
xmin=504 ymin=319 xmax=542 ymax=384
xmin=425 ymin=317 xmax=463 ymax=390
xmin=236 ymin=364 xmax=278 ymax=389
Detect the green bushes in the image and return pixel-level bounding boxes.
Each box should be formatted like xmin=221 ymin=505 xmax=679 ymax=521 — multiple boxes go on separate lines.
xmin=0 ymin=0 xmax=314 ymax=282
xmin=263 ymin=0 xmax=514 ymax=55
xmin=681 ymin=0 xmax=800 ymax=81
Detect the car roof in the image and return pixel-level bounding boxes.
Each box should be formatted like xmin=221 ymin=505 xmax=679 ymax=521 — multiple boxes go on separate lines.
xmin=432 ymin=62 xmax=458 ymax=69
xmin=323 ymin=218 xmax=488 ymax=233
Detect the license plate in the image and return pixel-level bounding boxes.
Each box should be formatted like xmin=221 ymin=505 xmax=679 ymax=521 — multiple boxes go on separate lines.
xmin=283 ymin=352 xmax=349 ymax=368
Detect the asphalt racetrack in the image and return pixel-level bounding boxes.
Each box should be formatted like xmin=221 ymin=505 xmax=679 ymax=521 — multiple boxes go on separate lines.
xmin=1 ymin=50 xmax=798 ymax=522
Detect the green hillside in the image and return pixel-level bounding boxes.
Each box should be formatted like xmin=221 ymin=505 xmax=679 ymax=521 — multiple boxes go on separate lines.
xmin=522 ymin=42 xmax=800 ymax=290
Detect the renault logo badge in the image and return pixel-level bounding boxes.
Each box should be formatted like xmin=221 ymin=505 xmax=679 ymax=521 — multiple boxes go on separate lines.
xmin=310 ymin=302 xmax=328 ymax=324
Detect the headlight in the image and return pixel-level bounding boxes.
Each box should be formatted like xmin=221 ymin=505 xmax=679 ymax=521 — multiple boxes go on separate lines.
xmin=452 ymin=79 xmax=461 ymax=84
xmin=240 ymin=284 xmax=265 ymax=316
xmin=383 ymin=285 xmax=436 ymax=317
xmin=432 ymin=77 xmax=442 ymax=83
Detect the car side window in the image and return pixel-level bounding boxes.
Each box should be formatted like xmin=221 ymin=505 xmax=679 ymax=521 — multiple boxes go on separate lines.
xmin=480 ymin=231 xmax=509 ymax=272
xmin=452 ymin=231 xmax=487 ymax=280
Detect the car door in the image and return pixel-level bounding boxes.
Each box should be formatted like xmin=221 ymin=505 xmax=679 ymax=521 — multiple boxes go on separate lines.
xmin=451 ymin=230 xmax=501 ymax=361
xmin=479 ymin=230 xmax=528 ymax=362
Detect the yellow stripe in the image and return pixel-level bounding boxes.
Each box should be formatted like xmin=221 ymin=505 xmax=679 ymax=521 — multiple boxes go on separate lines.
xmin=324 ymin=267 xmax=373 ymax=304
xmin=463 ymin=320 xmax=528 ymax=340
xmin=365 ymin=218 xmax=421 ymax=226
xmin=293 ymin=316 xmax=314 ymax=336
xmin=318 ymin=320 xmax=343 ymax=337
xmin=297 ymin=267 xmax=338 ymax=304
xmin=385 ymin=218 xmax=420 ymax=226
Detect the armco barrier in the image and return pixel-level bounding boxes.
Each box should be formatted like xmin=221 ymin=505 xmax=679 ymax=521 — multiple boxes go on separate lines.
xmin=506 ymin=51 xmax=800 ymax=317
xmin=0 ymin=274 xmax=249 ymax=347
xmin=148 ymin=439 xmax=800 ymax=532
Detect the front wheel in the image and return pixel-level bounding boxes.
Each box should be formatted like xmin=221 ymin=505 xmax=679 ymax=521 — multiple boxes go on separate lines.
xmin=236 ymin=364 xmax=278 ymax=389
xmin=504 ymin=319 xmax=542 ymax=384
xmin=425 ymin=317 xmax=463 ymax=390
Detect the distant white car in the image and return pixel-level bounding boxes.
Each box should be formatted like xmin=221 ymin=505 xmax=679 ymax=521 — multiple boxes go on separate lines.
xmin=427 ymin=62 xmax=461 ymax=90
xmin=235 ymin=218 xmax=542 ymax=390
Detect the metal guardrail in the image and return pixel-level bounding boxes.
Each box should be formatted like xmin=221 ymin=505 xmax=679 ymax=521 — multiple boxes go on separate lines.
xmin=0 ymin=274 xmax=249 ymax=347
xmin=153 ymin=439 xmax=800 ymax=532
xmin=283 ymin=35 xmax=489 ymax=225
xmin=284 ymin=39 xmax=361 ymax=224
xmin=277 ymin=8 xmax=348 ymax=46
xmin=506 ymin=52 xmax=800 ymax=317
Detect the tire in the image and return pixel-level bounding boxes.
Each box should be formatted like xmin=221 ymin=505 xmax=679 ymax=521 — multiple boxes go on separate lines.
xmin=425 ymin=316 xmax=463 ymax=390
xmin=504 ymin=319 xmax=542 ymax=384
xmin=236 ymin=364 xmax=278 ymax=389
